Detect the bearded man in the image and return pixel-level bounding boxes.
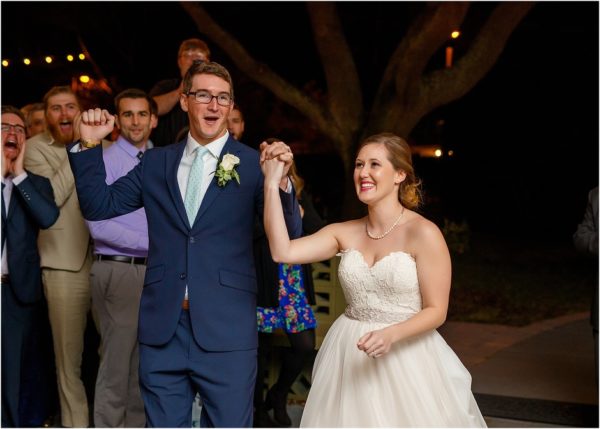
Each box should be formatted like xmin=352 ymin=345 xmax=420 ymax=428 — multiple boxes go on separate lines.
xmin=24 ymin=86 xmax=104 ymax=428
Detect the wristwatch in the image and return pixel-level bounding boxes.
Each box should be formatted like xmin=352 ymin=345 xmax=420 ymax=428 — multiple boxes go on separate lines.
xmin=80 ymin=138 xmax=101 ymax=149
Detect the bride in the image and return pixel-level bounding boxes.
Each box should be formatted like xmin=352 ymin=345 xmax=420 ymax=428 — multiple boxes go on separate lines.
xmin=260 ymin=132 xmax=486 ymax=427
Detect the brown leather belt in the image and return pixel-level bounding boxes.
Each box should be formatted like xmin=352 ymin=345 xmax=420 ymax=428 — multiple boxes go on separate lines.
xmin=1 ymin=274 xmax=9 ymax=284
xmin=182 ymin=299 xmax=189 ymax=310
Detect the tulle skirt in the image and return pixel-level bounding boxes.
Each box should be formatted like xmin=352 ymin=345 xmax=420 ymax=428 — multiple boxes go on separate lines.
xmin=300 ymin=314 xmax=487 ymax=428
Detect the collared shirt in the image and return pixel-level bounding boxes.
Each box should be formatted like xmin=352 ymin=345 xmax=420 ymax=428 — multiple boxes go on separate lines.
xmin=177 ymin=131 xmax=228 ymax=206
xmin=86 ymin=136 xmax=149 ymax=257
xmin=177 ymin=131 xmax=228 ymax=299
xmin=1 ymin=172 xmax=27 ymax=275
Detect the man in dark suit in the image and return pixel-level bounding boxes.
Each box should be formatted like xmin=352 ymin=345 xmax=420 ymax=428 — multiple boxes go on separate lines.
xmin=573 ymin=186 xmax=599 ymax=382
xmin=68 ymin=61 xmax=302 ymax=427
xmin=1 ymin=105 xmax=59 ymax=427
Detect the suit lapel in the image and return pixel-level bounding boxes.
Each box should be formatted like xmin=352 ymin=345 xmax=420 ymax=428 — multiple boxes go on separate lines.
xmin=1 ymin=183 xmax=6 ymax=252
xmin=165 ymin=142 xmax=192 ymax=229
xmin=194 ymin=138 xmax=240 ymax=225
xmin=5 ymin=181 xmax=16 ymax=221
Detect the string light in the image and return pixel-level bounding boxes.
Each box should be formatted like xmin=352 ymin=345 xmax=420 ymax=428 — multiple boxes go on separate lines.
xmin=451 ymin=31 xmax=460 ymax=39
xmin=3 ymin=52 xmax=89 ymax=68
xmin=434 ymin=149 xmax=443 ymax=157
xmin=79 ymin=75 xmax=90 ymax=83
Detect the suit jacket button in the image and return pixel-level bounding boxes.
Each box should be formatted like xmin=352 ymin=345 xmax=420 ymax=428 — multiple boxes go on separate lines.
xmin=189 ymin=237 xmax=195 ymax=243
xmin=180 ymin=273 xmax=187 ymax=280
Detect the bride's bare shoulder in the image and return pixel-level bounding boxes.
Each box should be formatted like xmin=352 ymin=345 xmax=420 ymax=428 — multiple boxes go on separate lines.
xmin=321 ymin=217 xmax=366 ymax=237
xmin=404 ymin=211 xmax=444 ymax=242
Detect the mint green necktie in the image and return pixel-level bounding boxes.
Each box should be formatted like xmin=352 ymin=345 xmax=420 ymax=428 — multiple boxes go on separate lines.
xmin=184 ymin=146 xmax=208 ymax=225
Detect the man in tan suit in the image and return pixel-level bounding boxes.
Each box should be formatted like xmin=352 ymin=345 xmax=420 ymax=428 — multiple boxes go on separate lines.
xmin=24 ymin=86 xmax=93 ymax=428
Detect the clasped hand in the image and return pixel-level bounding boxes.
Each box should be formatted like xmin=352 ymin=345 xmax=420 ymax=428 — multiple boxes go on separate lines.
xmin=259 ymin=140 xmax=294 ymax=189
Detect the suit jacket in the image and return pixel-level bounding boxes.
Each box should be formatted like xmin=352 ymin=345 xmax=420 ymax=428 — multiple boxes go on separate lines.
xmin=24 ymin=131 xmax=91 ymax=271
xmin=68 ymin=137 xmax=302 ymax=351
xmin=573 ymin=186 xmax=599 ymax=331
xmin=2 ymin=172 xmax=59 ymax=303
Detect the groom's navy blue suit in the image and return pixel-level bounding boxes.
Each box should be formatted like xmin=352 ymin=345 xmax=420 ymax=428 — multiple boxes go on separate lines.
xmin=68 ymin=136 xmax=302 ymax=427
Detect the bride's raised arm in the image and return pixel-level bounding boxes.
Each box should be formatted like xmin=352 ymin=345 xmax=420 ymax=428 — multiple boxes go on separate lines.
xmin=262 ymin=155 xmax=339 ymax=265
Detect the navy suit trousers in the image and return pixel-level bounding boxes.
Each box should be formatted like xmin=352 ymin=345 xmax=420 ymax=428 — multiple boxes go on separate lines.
xmin=139 ymin=310 xmax=257 ymax=427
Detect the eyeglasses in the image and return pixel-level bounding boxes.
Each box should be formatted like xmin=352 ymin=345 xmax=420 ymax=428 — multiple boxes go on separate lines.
xmin=186 ymin=90 xmax=233 ymax=107
xmin=1 ymin=123 xmax=26 ymax=136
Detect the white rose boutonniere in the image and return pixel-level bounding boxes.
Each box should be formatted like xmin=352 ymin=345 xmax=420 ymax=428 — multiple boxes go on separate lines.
xmin=215 ymin=153 xmax=241 ymax=187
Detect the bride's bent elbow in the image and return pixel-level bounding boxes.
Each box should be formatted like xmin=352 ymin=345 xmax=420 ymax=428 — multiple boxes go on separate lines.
xmin=271 ymin=253 xmax=284 ymax=264
xmin=435 ymin=311 xmax=448 ymax=328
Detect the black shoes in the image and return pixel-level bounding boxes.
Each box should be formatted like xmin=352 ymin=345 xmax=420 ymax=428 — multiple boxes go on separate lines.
xmin=264 ymin=388 xmax=292 ymax=427
xmin=254 ymin=406 xmax=277 ymax=428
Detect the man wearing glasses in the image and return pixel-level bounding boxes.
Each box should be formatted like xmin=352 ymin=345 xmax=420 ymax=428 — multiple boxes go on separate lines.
xmin=1 ymin=106 xmax=58 ymax=427
xmin=149 ymin=38 xmax=211 ymax=148
xmin=68 ymin=61 xmax=302 ymax=427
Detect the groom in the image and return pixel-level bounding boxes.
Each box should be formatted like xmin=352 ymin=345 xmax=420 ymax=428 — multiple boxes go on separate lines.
xmin=67 ymin=61 xmax=302 ymax=427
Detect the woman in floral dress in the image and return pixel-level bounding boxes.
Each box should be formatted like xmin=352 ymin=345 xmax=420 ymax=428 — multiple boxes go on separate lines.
xmin=254 ymin=162 xmax=324 ymax=427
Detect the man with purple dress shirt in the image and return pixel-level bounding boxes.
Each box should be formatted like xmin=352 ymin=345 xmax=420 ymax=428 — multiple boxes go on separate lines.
xmin=86 ymin=89 xmax=157 ymax=427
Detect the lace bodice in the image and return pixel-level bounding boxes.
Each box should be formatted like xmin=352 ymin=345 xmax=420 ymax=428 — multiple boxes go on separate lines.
xmin=338 ymin=249 xmax=422 ymax=324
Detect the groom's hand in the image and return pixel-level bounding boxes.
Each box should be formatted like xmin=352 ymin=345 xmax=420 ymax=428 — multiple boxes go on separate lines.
xmin=77 ymin=108 xmax=115 ymax=149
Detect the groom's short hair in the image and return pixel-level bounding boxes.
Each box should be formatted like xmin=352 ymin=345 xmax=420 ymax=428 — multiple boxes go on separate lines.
xmin=182 ymin=61 xmax=234 ymax=101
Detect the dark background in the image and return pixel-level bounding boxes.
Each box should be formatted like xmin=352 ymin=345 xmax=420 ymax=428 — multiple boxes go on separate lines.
xmin=2 ymin=1 xmax=598 ymax=240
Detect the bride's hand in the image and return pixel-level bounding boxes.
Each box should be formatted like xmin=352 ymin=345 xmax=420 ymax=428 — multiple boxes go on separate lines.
xmin=357 ymin=328 xmax=394 ymax=358
xmin=261 ymin=156 xmax=286 ymax=188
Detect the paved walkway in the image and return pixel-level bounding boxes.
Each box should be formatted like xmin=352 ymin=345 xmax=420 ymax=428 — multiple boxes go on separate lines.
xmin=439 ymin=312 xmax=596 ymax=401
xmin=286 ymin=311 xmax=598 ymax=428
xmin=441 ymin=311 xmax=597 ymax=427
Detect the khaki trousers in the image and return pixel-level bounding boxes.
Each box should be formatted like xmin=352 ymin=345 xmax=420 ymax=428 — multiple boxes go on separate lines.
xmin=90 ymin=259 xmax=146 ymax=427
xmin=42 ymin=251 xmax=93 ymax=428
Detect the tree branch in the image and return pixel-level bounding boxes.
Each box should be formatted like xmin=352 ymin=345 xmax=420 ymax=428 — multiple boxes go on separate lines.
xmin=419 ymin=2 xmax=535 ymax=111
xmin=306 ymin=2 xmax=362 ymax=133
xmin=180 ymin=2 xmax=343 ymax=144
xmin=372 ymin=4 xmax=469 ymax=107
xmin=369 ymin=3 xmax=469 ymax=132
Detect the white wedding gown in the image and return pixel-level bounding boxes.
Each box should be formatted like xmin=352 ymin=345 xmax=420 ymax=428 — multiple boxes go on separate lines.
xmin=300 ymin=249 xmax=487 ymax=428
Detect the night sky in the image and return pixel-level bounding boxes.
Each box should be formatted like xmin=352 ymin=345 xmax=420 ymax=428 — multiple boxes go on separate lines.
xmin=1 ymin=2 xmax=598 ymax=240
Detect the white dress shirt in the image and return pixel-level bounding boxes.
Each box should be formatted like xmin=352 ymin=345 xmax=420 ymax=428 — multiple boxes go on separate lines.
xmin=178 ymin=131 xmax=228 ymax=299
xmin=177 ymin=131 xmax=228 ymax=204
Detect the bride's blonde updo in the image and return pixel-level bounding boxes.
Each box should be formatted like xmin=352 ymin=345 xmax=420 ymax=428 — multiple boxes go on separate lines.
xmin=358 ymin=132 xmax=422 ymax=209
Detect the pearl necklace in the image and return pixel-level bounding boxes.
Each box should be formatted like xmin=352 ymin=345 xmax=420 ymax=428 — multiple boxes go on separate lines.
xmin=366 ymin=207 xmax=405 ymax=240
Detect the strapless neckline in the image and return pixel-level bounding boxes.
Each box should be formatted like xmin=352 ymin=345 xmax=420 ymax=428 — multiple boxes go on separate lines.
xmin=340 ymin=248 xmax=415 ymax=270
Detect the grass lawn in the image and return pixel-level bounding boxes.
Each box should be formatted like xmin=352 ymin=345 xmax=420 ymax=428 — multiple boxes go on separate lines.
xmin=447 ymin=232 xmax=597 ymax=326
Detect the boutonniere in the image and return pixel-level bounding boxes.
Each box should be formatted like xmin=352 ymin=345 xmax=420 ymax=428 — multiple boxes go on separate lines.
xmin=215 ymin=153 xmax=241 ymax=187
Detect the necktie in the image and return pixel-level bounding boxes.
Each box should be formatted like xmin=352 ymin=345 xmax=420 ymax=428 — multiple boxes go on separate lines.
xmin=2 ymin=182 xmax=7 ymax=255
xmin=137 ymin=151 xmax=144 ymax=161
xmin=184 ymin=146 xmax=208 ymax=225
